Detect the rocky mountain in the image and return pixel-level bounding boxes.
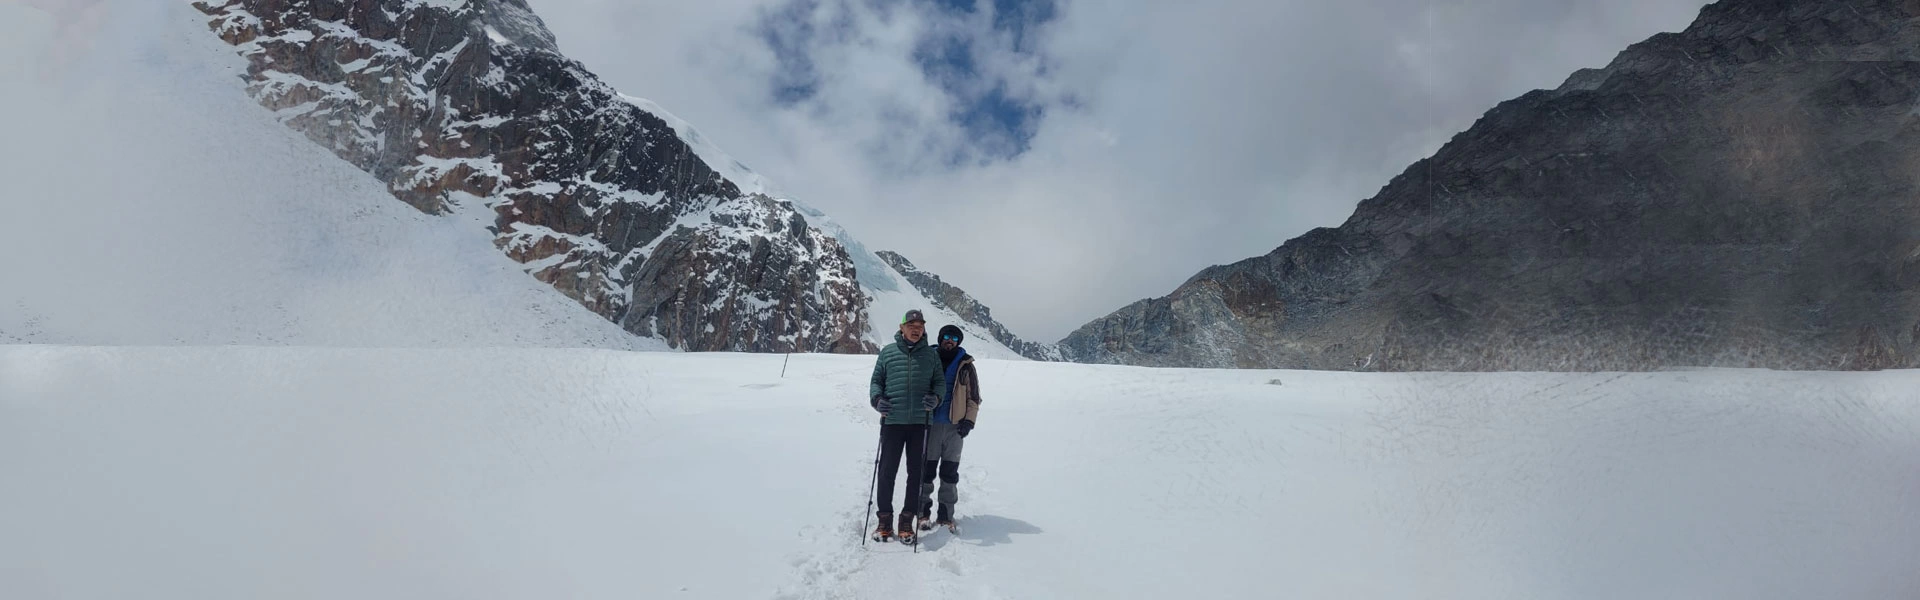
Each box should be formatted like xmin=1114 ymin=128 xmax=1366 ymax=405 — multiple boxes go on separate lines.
xmin=876 ymin=251 xmax=1061 ymax=361
xmin=192 ymin=0 xmax=876 ymax=352
xmin=190 ymin=0 xmax=1042 ymax=356
xmin=1062 ymin=0 xmax=1920 ymax=371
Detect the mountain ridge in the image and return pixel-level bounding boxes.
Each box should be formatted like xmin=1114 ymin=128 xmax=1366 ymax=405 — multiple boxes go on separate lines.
xmin=1060 ymin=0 xmax=1920 ymax=371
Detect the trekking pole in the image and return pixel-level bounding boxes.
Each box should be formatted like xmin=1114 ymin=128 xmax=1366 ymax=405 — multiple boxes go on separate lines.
xmin=862 ymin=423 xmax=883 ymax=546
xmin=915 ymin=406 xmax=932 ymax=553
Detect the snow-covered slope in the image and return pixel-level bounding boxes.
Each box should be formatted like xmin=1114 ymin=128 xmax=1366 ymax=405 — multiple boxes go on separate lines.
xmin=0 ymin=2 xmax=657 ymax=350
xmin=620 ymin=97 xmax=1028 ymax=360
xmin=5 ymin=347 xmax=1916 ymax=599
xmin=876 ymin=250 xmax=1060 ymax=361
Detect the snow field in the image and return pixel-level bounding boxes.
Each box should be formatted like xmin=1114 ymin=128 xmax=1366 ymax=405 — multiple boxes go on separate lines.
xmin=4 ymin=347 xmax=1916 ymax=599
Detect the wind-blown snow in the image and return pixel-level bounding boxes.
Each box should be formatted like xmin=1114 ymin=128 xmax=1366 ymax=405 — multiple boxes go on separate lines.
xmin=4 ymin=347 xmax=1916 ymax=599
xmin=0 ymin=1 xmax=657 ymax=350
xmin=619 ymin=93 xmax=779 ymax=199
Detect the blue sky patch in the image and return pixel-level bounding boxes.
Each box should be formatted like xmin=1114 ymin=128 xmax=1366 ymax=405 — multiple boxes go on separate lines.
xmin=756 ymin=0 xmax=1060 ymax=164
xmin=759 ymin=0 xmax=823 ymax=105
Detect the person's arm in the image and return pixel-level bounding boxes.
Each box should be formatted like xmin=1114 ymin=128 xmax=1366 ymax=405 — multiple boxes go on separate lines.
xmin=954 ymin=364 xmax=981 ymax=436
xmin=959 ymin=364 xmax=981 ymax=423
xmin=966 ymin=364 xmax=982 ymax=416
xmin=930 ymin=356 xmax=948 ymax=403
xmin=918 ymin=353 xmax=946 ymax=414
xmin=870 ymin=352 xmax=891 ymax=413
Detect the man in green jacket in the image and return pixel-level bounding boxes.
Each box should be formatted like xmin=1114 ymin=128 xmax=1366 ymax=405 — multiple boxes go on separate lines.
xmin=868 ymin=309 xmax=946 ymax=544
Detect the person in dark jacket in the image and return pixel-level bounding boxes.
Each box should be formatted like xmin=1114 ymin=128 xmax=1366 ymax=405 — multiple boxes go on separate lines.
xmin=917 ymin=324 xmax=982 ymax=533
xmin=868 ymin=309 xmax=946 ymax=544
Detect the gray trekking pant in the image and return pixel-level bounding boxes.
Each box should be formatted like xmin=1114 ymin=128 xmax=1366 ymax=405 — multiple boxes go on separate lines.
xmin=919 ymin=423 xmax=965 ymax=517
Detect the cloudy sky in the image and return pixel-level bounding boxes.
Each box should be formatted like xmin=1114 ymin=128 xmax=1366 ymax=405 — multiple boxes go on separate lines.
xmin=6 ymin=0 xmax=1710 ymax=343
xmin=525 ymin=0 xmax=1716 ymax=341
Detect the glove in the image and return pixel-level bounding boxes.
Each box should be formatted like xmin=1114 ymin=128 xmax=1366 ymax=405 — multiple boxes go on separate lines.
xmin=957 ymin=419 xmax=975 ymax=438
xmin=922 ymin=393 xmax=939 ymax=412
xmin=871 ymin=394 xmax=891 ymax=414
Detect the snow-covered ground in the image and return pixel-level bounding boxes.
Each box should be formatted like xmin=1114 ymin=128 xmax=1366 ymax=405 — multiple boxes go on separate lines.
xmin=4 ymin=346 xmax=1917 ymax=599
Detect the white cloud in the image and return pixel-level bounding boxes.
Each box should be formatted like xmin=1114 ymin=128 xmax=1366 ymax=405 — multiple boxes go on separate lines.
xmin=14 ymin=0 xmax=1703 ymax=343
xmin=531 ymin=0 xmax=1715 ymax=341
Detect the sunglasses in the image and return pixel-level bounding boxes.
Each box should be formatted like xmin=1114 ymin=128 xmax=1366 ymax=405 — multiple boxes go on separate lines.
xmin=939 ymin=334 xmax=961 ymax=342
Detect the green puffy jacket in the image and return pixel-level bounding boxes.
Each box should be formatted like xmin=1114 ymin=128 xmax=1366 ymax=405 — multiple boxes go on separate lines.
xmin=869 ymin=331 xmax=948 ymax=425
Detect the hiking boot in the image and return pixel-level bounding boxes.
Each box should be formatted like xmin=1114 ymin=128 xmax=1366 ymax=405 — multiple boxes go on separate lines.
xmin=936 ymin=503 xmax=954 ymax=525
xmin=917 ymin=514 xmax=935 ymax=532
xmin=871 ymin=512 xmax=894 ymax=542
xmin=896 ymin=513 xmax=917 ymax=544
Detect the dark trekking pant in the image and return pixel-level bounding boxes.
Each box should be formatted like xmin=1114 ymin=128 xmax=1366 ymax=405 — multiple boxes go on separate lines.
xmin=875 ymin=424 xmax=928 ymax=516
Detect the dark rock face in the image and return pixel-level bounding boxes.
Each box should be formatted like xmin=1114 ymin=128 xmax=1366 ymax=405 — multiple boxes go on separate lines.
xmin=193 ymin=0 xmax=874 ymax=353
xmin=875 ymin=251 xmax=1061 ymax=361
xmin=1063 ymin=0 xmax=1920 ymax=371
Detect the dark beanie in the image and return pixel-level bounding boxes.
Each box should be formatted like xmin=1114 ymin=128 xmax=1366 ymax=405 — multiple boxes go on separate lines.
xmin=938 ymin=324 xmax=964 ymax=343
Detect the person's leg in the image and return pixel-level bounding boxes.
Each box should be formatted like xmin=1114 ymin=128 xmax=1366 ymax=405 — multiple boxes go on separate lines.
xmin=875 ymin=425 xmax=906 ymax=518
xmin=918 ymin=424 xmax=952 ymax=519
xmin=937 ymin=431 xmax=965 ymax=522
xmin=901 ymin=425 xmax=928 ymax=522
xmin=918 ymin=458 xmax=939 ymax=525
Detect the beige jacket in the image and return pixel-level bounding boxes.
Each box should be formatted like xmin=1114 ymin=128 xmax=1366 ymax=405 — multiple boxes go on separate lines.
xmin=943 ymin=356 xmax=983 ymax=424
